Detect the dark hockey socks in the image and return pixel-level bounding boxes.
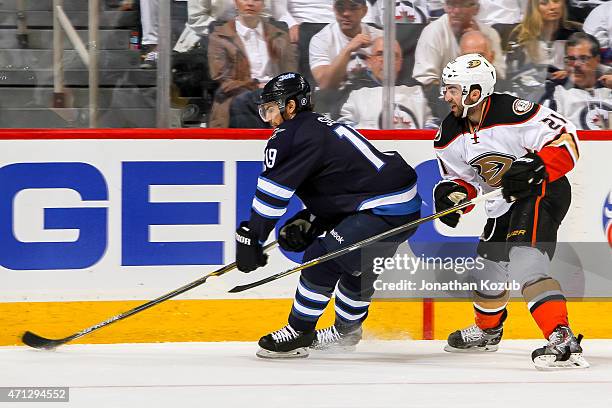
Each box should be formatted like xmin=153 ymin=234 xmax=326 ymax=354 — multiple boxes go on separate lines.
xmin=288 ymin=277 xmax=333 ymax=332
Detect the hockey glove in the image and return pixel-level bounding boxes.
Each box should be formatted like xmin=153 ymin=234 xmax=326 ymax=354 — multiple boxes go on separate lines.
xmin=278 ymin=209 xmax=325 ymax=252
xmin=235 ymin=221 xmax=268 ymax=273
xmin=434 ymin=181 xmax=468 ymax=228
xmin=501 ymin=152 xmax=547 ymax=203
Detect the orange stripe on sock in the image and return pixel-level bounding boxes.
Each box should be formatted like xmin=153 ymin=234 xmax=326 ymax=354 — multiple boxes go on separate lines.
xmin=531 ymin=181 xmax=547 ymax=246
xmin=530 ymin=299 xmax=568 ymax=338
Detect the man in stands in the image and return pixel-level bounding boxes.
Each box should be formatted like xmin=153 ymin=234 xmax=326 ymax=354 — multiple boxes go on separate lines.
xmin=338 ymin=37 xmax=434 ymax=129
xmin=541 ymin=32 xmax=612 ymax=130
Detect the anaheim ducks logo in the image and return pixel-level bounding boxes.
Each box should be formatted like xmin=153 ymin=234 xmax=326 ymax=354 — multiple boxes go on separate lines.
xmin=469 ymin=152 xmax=516 ymax=187
xmin=467 ymin=59 xmax=481 ymax=68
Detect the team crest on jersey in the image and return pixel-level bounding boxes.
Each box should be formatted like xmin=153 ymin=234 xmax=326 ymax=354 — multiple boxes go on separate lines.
xmin=603 ymin=191 xmax=612 ymax=249
xmin=512 ymin=99 xmax=534 ymax=115
xmin=467 ymin=59 xmax=481 ymax=68
xmin=469 ymin=152 xmax=516 ymax=187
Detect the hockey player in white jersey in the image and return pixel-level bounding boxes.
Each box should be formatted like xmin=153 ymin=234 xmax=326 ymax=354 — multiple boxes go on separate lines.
xmin=434 ymin=53 xmax=588 ymax=369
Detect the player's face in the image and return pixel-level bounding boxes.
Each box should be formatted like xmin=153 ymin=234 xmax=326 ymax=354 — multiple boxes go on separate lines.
xmin=442 ymin=84 xmax=465 ymax=117
xmin=258 ymin=101 xmax=283 ymax=126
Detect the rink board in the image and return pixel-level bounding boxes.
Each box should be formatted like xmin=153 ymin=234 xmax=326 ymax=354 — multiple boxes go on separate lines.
xmin=0 ymin=129 xmax=610 ymax=345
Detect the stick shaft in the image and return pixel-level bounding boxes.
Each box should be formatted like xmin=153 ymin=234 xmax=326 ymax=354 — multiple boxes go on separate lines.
xmin=230 ymin=191 xmax=500 ymax=293
xmin=25 ymin=242 xmax=278 ymax=347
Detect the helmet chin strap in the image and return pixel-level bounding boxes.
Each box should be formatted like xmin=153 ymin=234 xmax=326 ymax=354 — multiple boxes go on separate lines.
xmin=460 ymin=91 xmax=485 ymax=119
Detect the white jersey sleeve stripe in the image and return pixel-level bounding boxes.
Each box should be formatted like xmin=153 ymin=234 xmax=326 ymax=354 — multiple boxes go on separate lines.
xmin=257 ymin=176 xmax=295 ymax=200
xmin=252 ymin=197 xmax=287 ymax=218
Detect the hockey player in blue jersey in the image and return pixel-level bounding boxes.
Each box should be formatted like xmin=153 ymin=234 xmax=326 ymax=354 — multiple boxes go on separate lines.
xmin=235 ymin=72 xmax=422 ymax=358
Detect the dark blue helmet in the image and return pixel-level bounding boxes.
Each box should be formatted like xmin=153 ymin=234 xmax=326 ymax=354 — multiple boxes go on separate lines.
xmin=259 ymin=72 xmax=312 ymax=114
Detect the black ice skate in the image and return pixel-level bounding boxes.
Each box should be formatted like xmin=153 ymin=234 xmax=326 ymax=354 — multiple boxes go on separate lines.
xmin=256 ymin=324 xmax=315 ymax=359
xmin=310 ymin=325 xmax=362 ymax=352
xmin=531 ymin=326 xmax=589 ymax=370
xmin=444 ymin=323 xmax=503 ymax=353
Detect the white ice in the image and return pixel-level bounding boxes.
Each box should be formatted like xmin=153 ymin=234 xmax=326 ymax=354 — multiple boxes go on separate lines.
xmin=2 ymin=340 xmax=611 ymax=408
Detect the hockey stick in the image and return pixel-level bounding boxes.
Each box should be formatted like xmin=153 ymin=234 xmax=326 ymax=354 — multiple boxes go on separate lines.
xmin=22 ymin=241 xmax=278 ymax=350
xmin=229 ymin=190 xmax=502 ymax=293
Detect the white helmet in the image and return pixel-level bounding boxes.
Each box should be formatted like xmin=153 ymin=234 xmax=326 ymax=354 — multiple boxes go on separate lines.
xmin=442 ymin=53 xmax=496 ymax=118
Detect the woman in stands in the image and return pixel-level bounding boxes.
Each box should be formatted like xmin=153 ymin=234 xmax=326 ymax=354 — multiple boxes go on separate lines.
xmin=506 ymin=0 xmax=582 ymax=100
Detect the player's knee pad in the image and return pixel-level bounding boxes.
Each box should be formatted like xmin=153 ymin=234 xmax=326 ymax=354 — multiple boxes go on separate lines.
xmin=507 ymin=246 xmax=552 ymax=289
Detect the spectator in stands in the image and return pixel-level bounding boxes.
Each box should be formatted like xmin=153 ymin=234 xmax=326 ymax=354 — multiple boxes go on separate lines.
xmin=207 ymin=0 xmax=297 ymax=128
xmin=338 ymin=37 xmax=434 ymax=129
xmin=460 ymin=30 xmax=495 ymax=62
xmin=507 ymin=0 xmax=582 ymax=70
xmin=269 ymin=1 xmax=335 ymax=83
xmin=583 ymin=1 xmax=612 ymax=65
xmin=273 ymin=1 xmax=335 ymax=43
xmin=140 ymin=0 xmax=160 ymax=69
xmin=413 ymin=0 xmax=506 ymax=87
xmin=506 ymin=0 xmax=583 ymax=100
xmin=476 ymin=0 xmax=527 ymax=48
xmin=309 ymin=0 xmax=382 ymax=90
xmin=174 ymin=0 xmax=276 ymax=53
xmin=427 ymin=0 xmax=446 ymax=18
xmin=540 ymin=32 xmax=611 ymax=129
xmin=365 ymin=0 xmax=430 ymax=25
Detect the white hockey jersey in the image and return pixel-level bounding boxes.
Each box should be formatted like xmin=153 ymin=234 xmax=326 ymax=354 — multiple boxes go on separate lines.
xmin=435 ymin=93 xmax=579 ymax=218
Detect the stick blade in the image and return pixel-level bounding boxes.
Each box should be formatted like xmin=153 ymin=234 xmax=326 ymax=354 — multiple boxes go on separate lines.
xmin=228 ymin=285 xmax=250 ymax=293
xmin=22 ymin=331 xmax=64 ymax=350
xmin=228 ymin=283 xmax=258 ymax=293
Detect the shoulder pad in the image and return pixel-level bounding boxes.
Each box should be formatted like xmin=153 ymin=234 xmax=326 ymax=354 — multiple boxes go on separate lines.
xmin=434 ymin=114 xmax=465 ymax=149
xmin=481 ymin=93 xmax=540 ymax=128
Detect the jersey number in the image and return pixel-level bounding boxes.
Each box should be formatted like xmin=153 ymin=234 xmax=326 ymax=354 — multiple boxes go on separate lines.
xmin=333 ymin=125 xmax=385 ymax=170
xmin=264 ymin=148 xmax=277 ymax=169
xmin=541 ymin=113 xmax=567 ymax=131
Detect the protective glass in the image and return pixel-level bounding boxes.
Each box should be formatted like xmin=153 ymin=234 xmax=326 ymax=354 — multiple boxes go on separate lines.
xmin=258 ymin=101 xmax=281 ymax=122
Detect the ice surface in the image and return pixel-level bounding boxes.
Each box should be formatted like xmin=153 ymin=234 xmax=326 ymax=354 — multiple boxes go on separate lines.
xmin=2 ymin=340 xmax=611 ymax=407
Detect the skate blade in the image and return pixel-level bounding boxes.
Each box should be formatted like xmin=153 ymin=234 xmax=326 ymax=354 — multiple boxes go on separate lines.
xmin=256 ymin=347 xmax=309 ymax=359
xmin=444 ymin=344 xmax=498 ymax=353
xmin=533 ymin=353 xmax=590 ymax=370
xmin=310 ymin=344 xmax=357 ymax=353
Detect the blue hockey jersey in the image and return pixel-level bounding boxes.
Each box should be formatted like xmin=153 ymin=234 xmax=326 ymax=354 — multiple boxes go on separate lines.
xmin=249 ymin=111 xmax=421 ymax=240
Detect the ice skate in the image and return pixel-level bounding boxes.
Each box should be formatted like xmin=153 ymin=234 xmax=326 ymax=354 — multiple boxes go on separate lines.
xmin=444 ymin=323 xmax=503 ymax=353
xmin=310 ymin=325 xmax=362 ymax=352
xmin=531 ymin=326 xmax=589 ymax=370
xmin=256 ymin=324 xmax=315 ymax=359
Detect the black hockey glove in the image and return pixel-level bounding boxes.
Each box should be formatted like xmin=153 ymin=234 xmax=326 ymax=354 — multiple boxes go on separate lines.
xmin=278 ymin=209 xmax=325 ymax=252
xmin=501 ymin=152 xmax=547 ymax=203
xmin=235 ymin=221 xmax=268 ymax=273
xmin=434 ymin=181 xmax=468 ymax=228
